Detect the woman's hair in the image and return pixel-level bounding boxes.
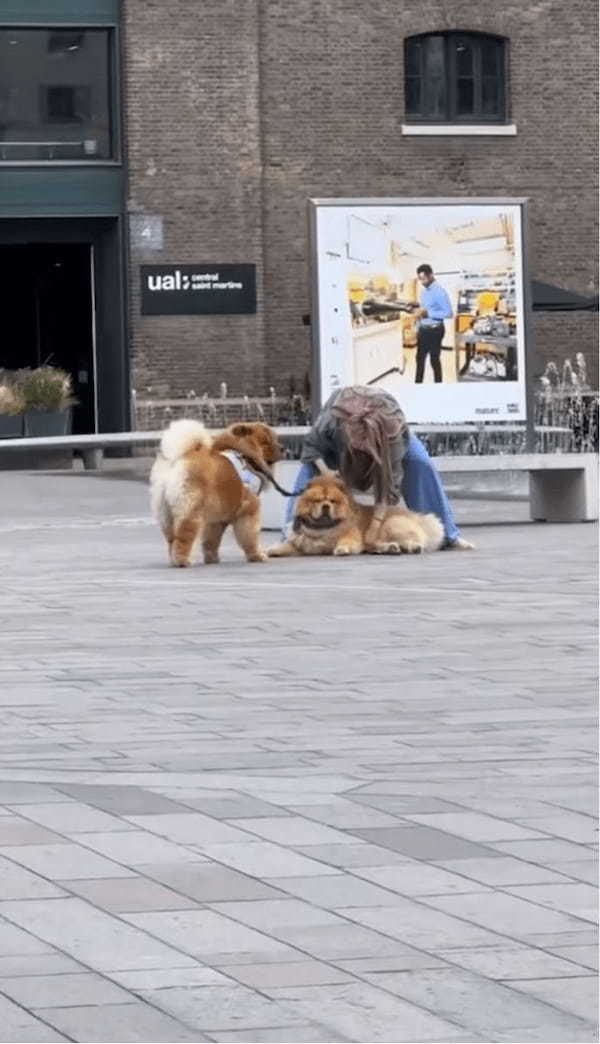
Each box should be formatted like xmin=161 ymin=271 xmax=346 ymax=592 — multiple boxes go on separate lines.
xmin=331 ymin=386 xmax=404 ymax=502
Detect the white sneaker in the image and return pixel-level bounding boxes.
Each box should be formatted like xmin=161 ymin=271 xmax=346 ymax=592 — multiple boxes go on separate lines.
xmin=447 ymin=536 xmax=475 ymax=550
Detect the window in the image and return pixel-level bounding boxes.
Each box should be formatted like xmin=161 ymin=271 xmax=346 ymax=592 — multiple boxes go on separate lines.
xmin=0 ymin=28 xmax=113 ymax=160
xmin=405 ymin=32 xmax=507 ymax=123
xmin=47 ymin=32 xmax=85 ymax=55
xmin=43 ymin=85 xmax=91 ymax=123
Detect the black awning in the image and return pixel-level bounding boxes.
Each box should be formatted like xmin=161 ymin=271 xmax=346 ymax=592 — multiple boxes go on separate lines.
xmin=532 ymin=280 xmax=598 ymax=312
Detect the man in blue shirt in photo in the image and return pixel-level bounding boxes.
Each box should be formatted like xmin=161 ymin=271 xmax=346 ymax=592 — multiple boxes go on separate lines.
xmin=414 ymin=263 xmax=453 ymax=384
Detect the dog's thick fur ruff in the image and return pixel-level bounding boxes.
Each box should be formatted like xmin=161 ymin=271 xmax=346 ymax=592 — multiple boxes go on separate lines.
xmin=150 ymin=419 xmax=281 ymax=566
xmin=268 ymin=474 xmax=444 ymax=558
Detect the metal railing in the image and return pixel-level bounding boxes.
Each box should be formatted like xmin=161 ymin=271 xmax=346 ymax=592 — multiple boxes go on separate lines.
xmin=133 ymin=389 xmax=598 ymax=459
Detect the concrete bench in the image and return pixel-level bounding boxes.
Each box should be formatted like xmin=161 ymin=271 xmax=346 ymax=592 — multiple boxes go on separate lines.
xmin=0 ymin=429 xmax=596 ymax=526
xmin=0 ymin=428 xmax=313 ymax=471
xmin=0 ymin=431 xmax=165 ymax=471
xmin=435 ymin=453 xmax=598 ymax=524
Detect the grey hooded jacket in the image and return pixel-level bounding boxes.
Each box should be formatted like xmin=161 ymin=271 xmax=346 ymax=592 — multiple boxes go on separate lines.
xmin=301 ymin=386 xmax=410 ymax=504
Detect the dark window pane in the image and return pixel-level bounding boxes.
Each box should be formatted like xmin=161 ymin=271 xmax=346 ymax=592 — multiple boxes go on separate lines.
xmin=47 ymin=32 xmax=84 ymax=54
xmin=423 ymin=35 xmax=445 ymax=79
xmin=481 ymin=39 xmax=500 ymax=75
xmin=47 ymin=86 xmax=75 ymax=121
xmin=45 ymin=85 xmax=91 ymax=123
xmin=422 ymin=35 xmax=447 ymax=117
xmin=482 ymin=75 xmax=500 ymax=115
xmin=405 ymin=76 xmax=420 ymax=115
xmin=405 ymin=39 xmax=421 ymax=76
xmin=422 ymin=74 xmax=446 ymax=118
xmin=0 ymin=28 xmax=112 ymax=160
xmin=456 ymin=78 xmax=475 ymax=114
xmin=455 ymin=39 xmax=474 ymax=76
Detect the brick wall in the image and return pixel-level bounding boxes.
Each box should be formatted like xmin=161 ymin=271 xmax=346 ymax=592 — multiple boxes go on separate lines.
xmin=122 ymin=0 xmax=265 ymax=397
xmin=123 ymin=0 xmax=598 ymax=398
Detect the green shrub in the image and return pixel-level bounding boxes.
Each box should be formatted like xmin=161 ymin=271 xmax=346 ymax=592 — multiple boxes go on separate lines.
xmin=17 ymin=366 xmax=77 ymax=412
xmin=0 ymin=379 xmax=25 ymax=416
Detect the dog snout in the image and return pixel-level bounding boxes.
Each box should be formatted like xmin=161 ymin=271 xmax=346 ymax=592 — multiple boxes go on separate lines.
xmin=321 ymin=502 xmax=331 ymax=518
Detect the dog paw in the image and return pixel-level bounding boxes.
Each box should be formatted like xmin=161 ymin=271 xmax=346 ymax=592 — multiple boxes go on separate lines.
xmin=247 ymin=550 xmax=269 ymax=563
xmin=333 ymin=544 xmax=357 ymax=556
xmin=203 ymin=554 xmax=220 ymax=565
xmin=377 ymin=541 xmax=402 ymax=555
xmin=400 ymin=542 xmax=423 ymax=555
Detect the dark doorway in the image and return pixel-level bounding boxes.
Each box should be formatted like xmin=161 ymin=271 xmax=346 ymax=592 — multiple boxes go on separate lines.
xmin=0 ymin=243 xmax=96 ymax=433
xmin=0 ymin=218 xmax=128 ymax=433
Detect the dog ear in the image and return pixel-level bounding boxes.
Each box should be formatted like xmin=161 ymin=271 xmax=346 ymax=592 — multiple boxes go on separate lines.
xmin=230 ymin=423 xmax=254 ymax=438
xmin=265 ymin=440 xmax=282 ymax=464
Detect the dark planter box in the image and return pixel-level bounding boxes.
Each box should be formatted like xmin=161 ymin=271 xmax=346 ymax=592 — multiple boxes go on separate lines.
xmin=24 ymin=409 xmax=72 ymax=438
xmin=0 ymin=414 xmax=23 ymax=439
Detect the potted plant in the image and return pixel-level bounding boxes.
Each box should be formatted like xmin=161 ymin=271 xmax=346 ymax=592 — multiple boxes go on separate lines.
xmin=19 ymin=366 xmax=76 ymax=438
xmin=0 ymin=376 xmax=25 ymax=438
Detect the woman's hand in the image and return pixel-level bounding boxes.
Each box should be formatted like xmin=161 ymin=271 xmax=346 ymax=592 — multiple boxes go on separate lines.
xmin=364 ymin=511 xmax=386 ymax=551
xmin=315 ymin=458 xmax=341 ymax=479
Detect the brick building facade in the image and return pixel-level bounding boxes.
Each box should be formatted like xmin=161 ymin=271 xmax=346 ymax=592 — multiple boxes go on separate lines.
xmin=123 ymin=0 xmax=598 ymax=405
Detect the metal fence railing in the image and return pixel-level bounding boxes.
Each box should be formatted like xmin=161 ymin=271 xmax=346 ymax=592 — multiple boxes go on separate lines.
xmin=134 ymin=387 xmax=598 ymax=459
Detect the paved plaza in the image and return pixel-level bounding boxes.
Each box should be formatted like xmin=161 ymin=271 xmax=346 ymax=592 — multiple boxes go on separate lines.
xmin=0 ymin=468 xmax=597 ymax=1043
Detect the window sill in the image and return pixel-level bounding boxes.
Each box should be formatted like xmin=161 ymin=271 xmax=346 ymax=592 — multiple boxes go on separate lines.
xmin=401 ymin=123 xmax=517 ymax=136
xmin=0 ymin=160 xmax=121 ymax=167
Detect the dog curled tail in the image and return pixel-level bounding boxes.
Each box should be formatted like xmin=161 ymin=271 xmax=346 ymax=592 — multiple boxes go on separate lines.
xmin=159 ymin=419 xmax=212 ymax=461
xmin=150 ymin=419 xmax=212 ymax=535
xmin=419 ymin=512 xmax=445 ymax=551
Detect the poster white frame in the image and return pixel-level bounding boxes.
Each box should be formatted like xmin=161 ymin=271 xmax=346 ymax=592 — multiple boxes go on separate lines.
xmin=308 ymin=197 xmax=533 ymax=432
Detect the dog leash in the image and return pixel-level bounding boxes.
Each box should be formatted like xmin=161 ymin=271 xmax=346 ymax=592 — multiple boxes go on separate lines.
xmin=256 ymin=467 xmax=298 ymax=497
xmin=236 ymin=456 xmax=299 ymax=498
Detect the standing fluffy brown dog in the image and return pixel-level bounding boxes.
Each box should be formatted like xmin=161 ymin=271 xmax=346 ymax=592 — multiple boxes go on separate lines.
xmin=151 ymin=419 xmax=281 ymax=566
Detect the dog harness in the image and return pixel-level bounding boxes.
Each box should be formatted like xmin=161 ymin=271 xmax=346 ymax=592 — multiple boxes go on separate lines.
xmin=220 ymin=450 xmax=264 ymax=495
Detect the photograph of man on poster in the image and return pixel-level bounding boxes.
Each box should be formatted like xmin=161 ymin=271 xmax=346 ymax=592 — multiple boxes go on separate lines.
xmin=312 ymin=200 xmax=526 ymax=424
xmin=340 ymin=207 xmax=520 ymax=389
xmin=414 ymin=263 xmax=453 ymax=384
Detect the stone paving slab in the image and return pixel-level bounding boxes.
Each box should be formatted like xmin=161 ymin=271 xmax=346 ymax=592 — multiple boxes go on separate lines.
xmin=0 ymin=469 xmax=597 ymax=1043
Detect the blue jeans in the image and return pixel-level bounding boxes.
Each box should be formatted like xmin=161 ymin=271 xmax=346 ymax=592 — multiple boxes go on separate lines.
xmin=283 ymin=433 xmax=460 ymax=543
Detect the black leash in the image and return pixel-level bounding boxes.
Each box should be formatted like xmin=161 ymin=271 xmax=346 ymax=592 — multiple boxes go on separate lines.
xmin=267 ymin=474 xmax=298 ymax=497
xmin=244 ymin=460 xmax=299 ymax=498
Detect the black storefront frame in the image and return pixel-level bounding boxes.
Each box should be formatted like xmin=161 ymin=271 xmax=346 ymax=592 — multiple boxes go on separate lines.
xmin=0 ymin=217 xmax=129 ymax=433
xmin=0 ymin=2 xmax=130 ymax=433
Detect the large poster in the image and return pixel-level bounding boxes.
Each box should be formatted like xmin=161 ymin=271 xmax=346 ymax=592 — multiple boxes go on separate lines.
xmin=310 ymin=199 xmax=528 ymax=423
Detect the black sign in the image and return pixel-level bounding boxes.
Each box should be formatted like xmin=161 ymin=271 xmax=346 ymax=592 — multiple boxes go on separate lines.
xmin=140 ymin=264 xmax=256 ymax=316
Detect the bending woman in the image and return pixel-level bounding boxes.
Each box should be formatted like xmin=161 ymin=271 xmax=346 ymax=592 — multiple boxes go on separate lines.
xmin=283 ymin=385 xmax=474 ymax=550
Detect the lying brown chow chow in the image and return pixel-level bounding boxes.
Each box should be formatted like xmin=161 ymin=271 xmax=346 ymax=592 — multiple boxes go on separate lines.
xmin=151 ymin=419 xmax=281 ymax=566
xmin=268 ymin=474 xmax=444 ymax=557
